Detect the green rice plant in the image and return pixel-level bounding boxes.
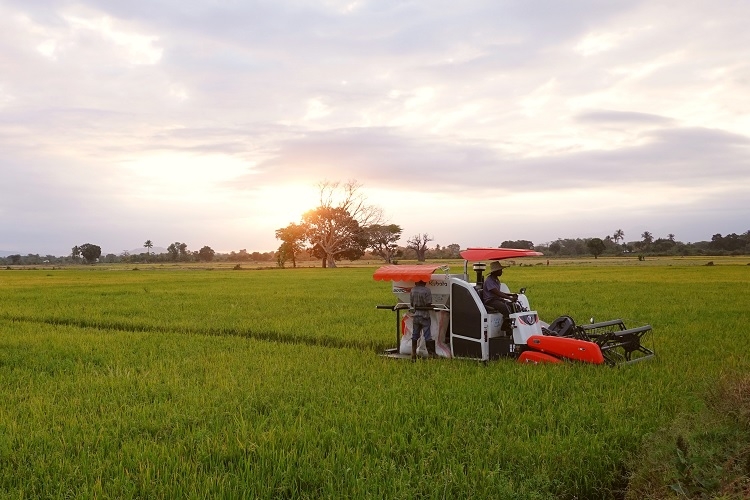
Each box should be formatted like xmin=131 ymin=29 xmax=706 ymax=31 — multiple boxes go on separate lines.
xmin=0 ymin=268 xmax=394 ymax=350
xmin=0 ymin=262 xmax=748 ymax=498
xmin=0 ymin=320 xmax=679 ymax=498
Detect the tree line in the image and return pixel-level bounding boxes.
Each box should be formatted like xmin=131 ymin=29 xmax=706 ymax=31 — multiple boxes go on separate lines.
xmin=530 ymin=229 xmax=750 ymax=258
xmin=3 ymin=229 xmax=748 ymax=268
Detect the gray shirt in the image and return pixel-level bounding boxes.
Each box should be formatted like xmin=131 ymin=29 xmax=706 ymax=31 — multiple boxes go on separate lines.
xmin=410 ymin=284 xmax=432 ymax=318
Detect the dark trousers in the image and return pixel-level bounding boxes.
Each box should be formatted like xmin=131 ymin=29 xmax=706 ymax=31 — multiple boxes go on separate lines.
xmin=485 ymin=297 xmax=513 ymax=316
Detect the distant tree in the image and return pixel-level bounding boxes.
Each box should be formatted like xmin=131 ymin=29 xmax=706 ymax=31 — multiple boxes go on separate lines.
xmin=275 ymin=222 xmax=306 ymax=268
xmin=613 ymin=229 xmax=625 ymax=244
xmin=302 ymin=181 xmax=382 ymax=268
xmin=236 ymin=249 xmax=250 ymax=262
xmin=446 ymin=244 xmax=461 ymax=258
xmin=275 ymin=241 xmax=295 ymax=268
xmin=9 ymin=254 xmax=21 ymax=265
xmin=71 ymin=246 xmax=81 ymax=261
xmin=641 ymin=231 xmax=654 ymax=246
xmin=586 ymin=238 xmax=606 ymax=259
xmin=547 ymin=238 xmax=587 ymax=256
xmin=272 ymin=180 xmax=391 ymax=268
xmin=24 ymin=254 xmax=43 ymax=265
xmin=144 ymin=240 xmax=153 ymax=255
xmin=367 ymin=223 xmax=403 ymax=263
xmin=667 ymin=233 xmax=675 ymax=242
xmin=501 ymin=240 xmax=534 ymax=250
xmin=79 ymin=243 xmax=101 ymax=264
xmin=652 ymin=238 xmax=676 ymax=253
xmin=167 ymin=242 xmax=188 ymax=261
xmin=303 ymin=206 xmax=365 ymax=268
xmin=198 ymin=246 xmax=215 ymax=262
xmin=407 ymin=233 xmax=433 ymax=262
xmin=229 ymin=249 xmax=251 ymax=262
xmin=711 ymin=233 xmax=747 ymax=252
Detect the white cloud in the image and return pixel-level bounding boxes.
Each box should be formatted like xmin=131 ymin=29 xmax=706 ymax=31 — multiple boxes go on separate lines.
xmin=63 ymin=11 xmax=163 ymax=65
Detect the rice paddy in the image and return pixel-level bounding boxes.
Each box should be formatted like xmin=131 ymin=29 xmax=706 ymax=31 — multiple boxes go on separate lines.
xmin=1 ymin=260 xmax=748 ymax=498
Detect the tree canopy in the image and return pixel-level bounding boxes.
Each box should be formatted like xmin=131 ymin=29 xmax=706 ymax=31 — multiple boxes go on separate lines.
xmin=276 ymin=180 xmax=387 ymax=268
xmin=275 ymin=222 xmax=306 ymax=268
xmin=79 ymin=243 xmax=101 ymax=263
xmin=197 ymin=246 xmax=215 ymax=262
xmin=367 ymin=224 xmax=403 ymax=264
xmin=586 ymin=237 xmax=606 ymax=259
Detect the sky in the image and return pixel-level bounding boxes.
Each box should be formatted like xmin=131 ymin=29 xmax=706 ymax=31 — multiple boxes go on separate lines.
xmin=1 ymin=0 xmax=748 ymax=257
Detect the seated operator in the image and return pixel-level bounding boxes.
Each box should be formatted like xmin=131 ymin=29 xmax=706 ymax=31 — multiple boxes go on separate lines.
xmin=481 ymin=261 xmax=518 ymax=316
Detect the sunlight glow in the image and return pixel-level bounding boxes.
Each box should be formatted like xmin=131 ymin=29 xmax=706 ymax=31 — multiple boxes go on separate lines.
xmin=252 ymin=184 xmax=321 ymax=228
xmin=121 ymin=152 xmax=248 ymax=201
xmin=36 ymin=39 xmax=57 ymax=58
xmin=303 ymin=98 xmax=332 ymax=121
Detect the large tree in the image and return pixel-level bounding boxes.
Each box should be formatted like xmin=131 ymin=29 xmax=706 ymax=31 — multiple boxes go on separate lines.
xmin=303 ymin=206 xmax=364 ymax=268
xmin=301 ymin=180 xmax=383 ymax=268
xmin=407 ymin=233 xmax=433 ymax=262
xmin=367 ymin=224 xmax=403 ymax=263
xmin=79 ymin=243 xmax=101 ymax=264
xmin=144 ymin=240 xmax=153 ymax=255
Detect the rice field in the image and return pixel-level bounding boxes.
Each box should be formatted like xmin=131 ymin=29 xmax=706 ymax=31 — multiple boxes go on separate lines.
xmin=0 ymin=260 xmax=748 ymax=498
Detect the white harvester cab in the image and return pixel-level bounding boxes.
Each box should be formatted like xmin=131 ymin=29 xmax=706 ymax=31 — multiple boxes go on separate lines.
xmin=375 ymin=259 xmax=544 ymax=361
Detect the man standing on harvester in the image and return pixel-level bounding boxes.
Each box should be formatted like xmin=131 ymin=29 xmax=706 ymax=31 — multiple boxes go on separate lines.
xmin=410 ymin=279 xmax=436 ymax=360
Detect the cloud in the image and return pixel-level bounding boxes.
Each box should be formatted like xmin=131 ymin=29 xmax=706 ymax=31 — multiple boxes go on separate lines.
xmin=230 ymin=123 xmax=749 ymax=194
xmin=1 ymin=0 xmax=749 ymax=254
xmin=575 ymin=110 xmax=674 ymax=125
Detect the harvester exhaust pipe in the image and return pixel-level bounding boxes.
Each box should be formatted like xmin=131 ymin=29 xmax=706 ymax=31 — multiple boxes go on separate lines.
xmin=473 ymin=262 xmax=487 ymax=286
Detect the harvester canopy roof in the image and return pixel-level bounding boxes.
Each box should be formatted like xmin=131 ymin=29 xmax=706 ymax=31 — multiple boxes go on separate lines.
xmin=459 ymin=247 xmax=543 ymax=261
xmin=372 ymin=265 xmax=445 ymax=282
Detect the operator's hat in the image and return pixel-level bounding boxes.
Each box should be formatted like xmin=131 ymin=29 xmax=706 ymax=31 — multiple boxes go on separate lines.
xmin=416 ymin=279 xmax=426 ymax=285
xmin=489 ymin=261 xmax=509 ymax=274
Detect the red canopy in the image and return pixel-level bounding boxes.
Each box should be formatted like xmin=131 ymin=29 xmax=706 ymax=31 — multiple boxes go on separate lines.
xmin=373 ymin=265 xmax=444 ymax=282
xmin=459 ymin=247 xmax=543 ymax=261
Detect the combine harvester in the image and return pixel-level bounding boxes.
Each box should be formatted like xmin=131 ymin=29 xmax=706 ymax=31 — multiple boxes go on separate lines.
xmin=374 ymin=248 xmax=654 ymax=366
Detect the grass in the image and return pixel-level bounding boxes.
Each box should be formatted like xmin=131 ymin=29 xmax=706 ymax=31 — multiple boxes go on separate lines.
xmin=1 ymin=260 xmax=749 ymax=498
xmin=626 ymin=373 xmax=750 ymax=499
